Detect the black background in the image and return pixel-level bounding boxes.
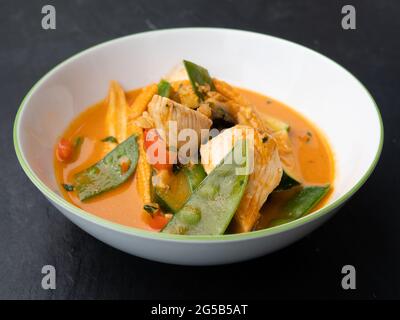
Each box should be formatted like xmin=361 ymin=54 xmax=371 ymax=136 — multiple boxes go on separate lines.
xmin=0 ymin=0 xmax=399 ymax=299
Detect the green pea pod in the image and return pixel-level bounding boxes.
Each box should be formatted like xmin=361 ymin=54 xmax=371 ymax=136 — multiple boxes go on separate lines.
xmin=162 ymin=141 xmax=249 ymax=235
xmin=74 ymin=135 xmax=139 ymax=201
xmin=183 ymin=164 xmax=207 ymax=192
xmin=268 ymin=218 xmax=293 ymax=228
xmin=269 ymin=184 xmax=330 ymax=227
xmin=157 ymin=79 xmax=171 ymax=98
xmin=183 ymin=60 xmax=215 ymax=100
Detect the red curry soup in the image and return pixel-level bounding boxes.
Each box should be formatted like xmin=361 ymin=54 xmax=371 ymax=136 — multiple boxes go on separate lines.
xmin=54 ymin=61 xmax=334 ymax=235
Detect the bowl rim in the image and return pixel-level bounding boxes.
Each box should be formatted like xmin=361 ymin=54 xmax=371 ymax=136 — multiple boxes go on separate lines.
xmin=13 ymin=27 xmax=384 ymax=243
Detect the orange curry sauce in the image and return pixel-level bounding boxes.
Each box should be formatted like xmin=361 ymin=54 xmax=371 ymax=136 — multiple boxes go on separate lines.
xmin=54 ymin=87 xmax=334 ymax=232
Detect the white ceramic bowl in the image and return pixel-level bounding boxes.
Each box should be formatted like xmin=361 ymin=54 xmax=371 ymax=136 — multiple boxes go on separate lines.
xmin=14 ymin=28 xmax=383 ymax=265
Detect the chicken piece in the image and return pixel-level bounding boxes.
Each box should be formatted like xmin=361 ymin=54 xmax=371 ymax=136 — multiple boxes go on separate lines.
xmin=197 ymin=103 xmax=212 ymax=119
xmin=133 ymin=111 xmax=155 ymax=129
xmin=148 ymin=95 xmax=212 ymax=150
xmin=210 ymin=79 xmax=273 ymax=134
xmin=200 ymin=125 xmax=248 ymax=174
xmin=200 ymin=125 xmax=283 ymax=233
xmin=272 ymin=129 xmax=296 ymax=170
xmin=168 ymin=80 xmax=199 ymax=109
xmin=204 ymin=91 xmax=238 ymax=124
xmin=233 ymin=132 xmax=282 ymax=232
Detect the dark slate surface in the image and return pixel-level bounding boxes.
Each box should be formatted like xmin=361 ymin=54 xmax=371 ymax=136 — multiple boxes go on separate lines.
xmin=0 ymin=0 xmax=398 ymax=299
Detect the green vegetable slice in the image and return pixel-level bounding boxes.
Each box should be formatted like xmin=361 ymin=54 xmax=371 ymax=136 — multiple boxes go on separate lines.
xmin=275 ymin=170 xmax=301 ymax=191
xmin=183 ymin=60 xmax=215 ymax=100
xmin=101 ymin=136 xmax=118 ymax=144
xmin=154 ymin=164 xmax=207 ymax=213
xmin=183 ymin=164 xmax=207 ymax=192
xmin=74 ymin=135 xmax=139 ymax=201
xmin=157 ymin=79 xmax=171 ymax=98
xmin=154 ymin=169 xmax=191 ymax=213
xmin=269 ymin=184 xmax=330 ymax=227
xmin=162 ymin=141 xmax=249 ymax=235
xmin=73 ymin=136 xmax=84 ymax=148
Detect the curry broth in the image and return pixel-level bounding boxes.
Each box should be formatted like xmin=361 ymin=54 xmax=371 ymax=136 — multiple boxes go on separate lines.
xmin=54 ymin=87 xmax=334 ymax=231
xmin=238 ymin=88 xmax=334 ymax=229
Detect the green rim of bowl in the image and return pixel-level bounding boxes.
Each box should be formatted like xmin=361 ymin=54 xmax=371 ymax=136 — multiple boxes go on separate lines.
xmin=13 ymin=28 xmax=384 ymax=243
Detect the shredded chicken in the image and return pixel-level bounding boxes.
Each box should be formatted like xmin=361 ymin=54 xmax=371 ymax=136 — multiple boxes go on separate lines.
xmin=134 ymin=111 xmax=155 ymax=129
xmin=148 ymin=95 xmax=212 ymax=149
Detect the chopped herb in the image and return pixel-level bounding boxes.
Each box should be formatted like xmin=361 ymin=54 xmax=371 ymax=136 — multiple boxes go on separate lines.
xmin=217 ymin=107 xmax=225 ymax=117
xmin=183 ymin=60 xmax=215 ymax=100
xmin=172 ymin=163 xmax=183 ymax=174
xmin=306 ymin=131 xmax=312 ymax=143
xmin=73 ymin=136 xmax=84 ymax=148
xmin=102 ymin=136 xmax=118 ymax=144
xmin=144 ymin=203 xmax=160 ymax=215
xmin=62 ymin=184 xmax=74 ymax=192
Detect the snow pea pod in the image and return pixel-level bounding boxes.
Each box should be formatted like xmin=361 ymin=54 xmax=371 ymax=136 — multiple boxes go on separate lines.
xmin=183 ymin=164 xmax=207 ymax=192
xmin=162 ymin=142 xmax=249 ymax=235
xmin=74 ymin=135 xmax=139 ymax=201
xmin=269 ymin=184 xmax=330 ymax=227
xmin=183 ymin=60 xmax=215 ymax=100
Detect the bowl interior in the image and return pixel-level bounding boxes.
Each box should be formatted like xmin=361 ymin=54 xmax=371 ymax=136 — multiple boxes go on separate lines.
xmin=15 ymin=28 xmax=382 ymax=231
